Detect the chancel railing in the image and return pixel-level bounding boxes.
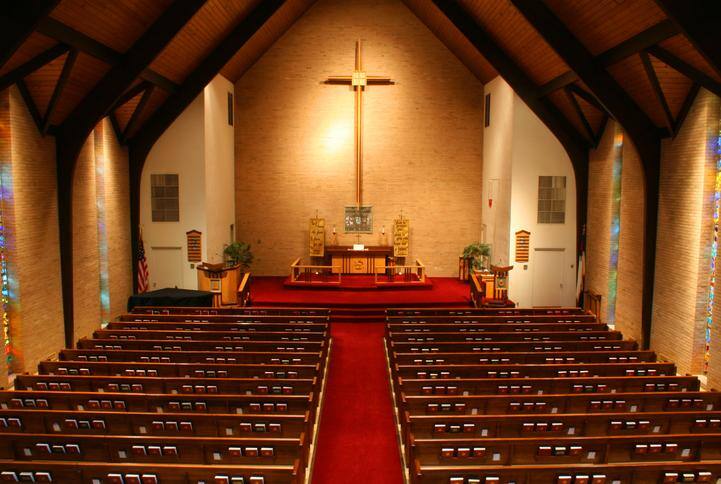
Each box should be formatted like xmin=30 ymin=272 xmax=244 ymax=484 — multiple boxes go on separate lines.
xmin=470 ymin=271 xmax=485 ymax=308
xmin=374 ymin=259 xmax=426 ymax=285
xmin=290 ymin=257 xmax=342 ymax=285
xmin=583 ymin=289 xmax=603 ymax=322
xmin=236 ymin=272 xmax=251 ymax=307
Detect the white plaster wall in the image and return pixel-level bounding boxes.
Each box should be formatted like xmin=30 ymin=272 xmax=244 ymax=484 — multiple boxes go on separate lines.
xmin=204 ymin=75 xmax=236 ymax=263
xmin=509 ymin=93 xmax=577 ymax=307
xmin=482 ymin=77 xmax=577 ymax=307
xmin=140 ymin=94 xmax=206 ymax=290
xmin=481 ymin=77 xmax=514 ymax=265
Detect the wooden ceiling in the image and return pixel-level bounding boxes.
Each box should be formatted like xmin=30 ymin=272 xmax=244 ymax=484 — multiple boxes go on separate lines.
xmin=1 ymin=0 xmax=719 ymax=150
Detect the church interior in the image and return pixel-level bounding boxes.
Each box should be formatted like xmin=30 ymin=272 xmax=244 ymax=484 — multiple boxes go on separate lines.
xmin=1 ymin=0 xmax=721 ymax=482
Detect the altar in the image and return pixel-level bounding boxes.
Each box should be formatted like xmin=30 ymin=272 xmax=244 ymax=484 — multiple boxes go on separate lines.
xmin=326 ymin=245 xmax=393 ymax=274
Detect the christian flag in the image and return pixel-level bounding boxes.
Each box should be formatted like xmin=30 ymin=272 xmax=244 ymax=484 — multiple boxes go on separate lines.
xmin=137 ymin=229 xmax=149 ymax=293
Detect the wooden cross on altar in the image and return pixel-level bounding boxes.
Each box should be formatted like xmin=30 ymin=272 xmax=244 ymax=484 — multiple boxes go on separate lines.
xmin=325 ymin=40 xmax=394 ymax=206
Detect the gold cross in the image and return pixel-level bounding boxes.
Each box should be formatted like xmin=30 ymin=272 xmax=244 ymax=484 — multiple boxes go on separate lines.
xmin=326 ymin=40 xmax=394 ymax=206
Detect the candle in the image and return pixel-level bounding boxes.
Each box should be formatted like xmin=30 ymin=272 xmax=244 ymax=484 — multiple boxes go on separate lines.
xmin=381 ymin=225 xmax=385 ymax=235
xmin=332 ymin=226 xmax=336 ymax=235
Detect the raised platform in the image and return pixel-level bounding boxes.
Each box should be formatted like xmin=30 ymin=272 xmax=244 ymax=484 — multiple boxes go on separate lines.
xmin=252 ymin=276 xmax=471 ymax=308
xmin=283 ymin=274 xmax=433 ymax=290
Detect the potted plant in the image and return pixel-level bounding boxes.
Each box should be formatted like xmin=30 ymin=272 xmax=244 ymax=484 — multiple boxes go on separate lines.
xmin=462 ymin=242 xmax=491 ymax=271
xmin=223 ymin=242 xmax=254 ymax=271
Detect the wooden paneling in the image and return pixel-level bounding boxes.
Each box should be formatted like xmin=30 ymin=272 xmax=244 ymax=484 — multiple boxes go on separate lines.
xmin=114 ymin=92 xmax=143 ymax=132
xmin=0 ymin=33 xmax=57 ymax=77
xmin=458 ymin=0 xmax=568 ymax=85
xmin=151 ymin=0 xmax=260 ymax=84
xmin=221 ymin=0 xmax=316 ymax=81
xmin=50 ymin=53 xmax=110 ymax=126
xmin=659 ymin=34 xmax=721 ymax=83
xmin=543 ymin=0 xmax=667 ymax=56
xmin=49 ymin=0 xmax=173 ymax=53
xmin=23 ymin=53 xmax=67 ymax=117
xmin=403 ymin=0 xmax=496 ymax=83
xmin=650 ymin=55 xmax=694 ymax=120
xmin=607 ymin=55 xmax=666 ymax=129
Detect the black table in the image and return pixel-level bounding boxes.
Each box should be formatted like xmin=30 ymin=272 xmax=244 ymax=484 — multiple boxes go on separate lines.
xmin=127 ymin=288 xmax=214 ymax=311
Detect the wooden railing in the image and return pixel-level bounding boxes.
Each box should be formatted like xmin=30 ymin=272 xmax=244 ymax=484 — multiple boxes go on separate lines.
xmin=236 ymin=272 xmax=251 ymax=307
xmin=290 ymin=258 xmax=342 ymax=284
xmin=583 ymin=289 xmax=602 ymax=322
xmin=375 ymin=259 xmax=426 ymax=285
xmin=470 ymin=272 xmax=485 ymax=308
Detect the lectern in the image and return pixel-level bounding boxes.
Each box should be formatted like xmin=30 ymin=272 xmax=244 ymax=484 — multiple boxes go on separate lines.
xmin=196 ymin=263 xmax=241 ymax=306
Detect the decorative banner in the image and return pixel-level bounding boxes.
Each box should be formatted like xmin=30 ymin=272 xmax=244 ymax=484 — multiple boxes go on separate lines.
xmin=393 ymin=215 xmax=410 ymax=257
xmin=515 ymin=230 xmax=530 ymax=262
xmin=344 ymin=206 xmax=373 ymax=233
xmin=186 ymin=230 xmax=202 ymax=262
xmin=309 ymin=217 xmax=325 ymax=257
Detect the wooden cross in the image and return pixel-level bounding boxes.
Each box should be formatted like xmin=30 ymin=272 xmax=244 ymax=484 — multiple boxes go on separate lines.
xmin=325 ymin=40 xmax=394 ymax=206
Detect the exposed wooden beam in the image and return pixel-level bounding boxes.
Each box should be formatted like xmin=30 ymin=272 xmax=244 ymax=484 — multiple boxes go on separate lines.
xmin=15 ymin=79 xmax=43 ymax=132
xmin=567 ymin=84 xmax=607 ymax=115
xmin=128 ymin=0 xmax=286 ymax=291
xmin=53 ymin=0 xmax=205 ymax=346
xmin=122 ymin=85 xmax=154 ymax=143
xmin=647 ymin=45 xmax=721 ymax=99
xmin=673 ymin=83 xmax=700 ymax=138
xmin=564 ymin=87 xmax=595 ymax=143
xmin=540 ymin=19 xmax=679 ymax=96
xmin=639 ymin=51 xmax=674 ymax=135
xmin=108 ymin=112 xmax=124 ymax=143
xmin=35 ymin=17 xmax=178 ymax=93
xmin=595 ymin=113 xmax=609 ymax=148
xmin=0 ymin=0 xmax=60 ymax=69
xmin=512 ymin=0 xmax=662 ymax=350
xmin=109 ymin=81 xmax=151 ymax=113
xmin=41 ymin=48 xmax=76 ymax=134
xmin=432 ymin=0 xmax=590 ymax=284
xmin=0 ymin=43 xmax=69 ymax=92
xmin=654 ymin=0 xmax=721 ymax=79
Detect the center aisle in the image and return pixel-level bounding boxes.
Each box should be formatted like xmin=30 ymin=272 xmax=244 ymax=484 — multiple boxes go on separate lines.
xmin=312 ymin=322 xmax=404 ymax=484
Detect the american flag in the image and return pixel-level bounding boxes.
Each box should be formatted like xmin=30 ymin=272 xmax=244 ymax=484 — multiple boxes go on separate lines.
xmin=137 ymin=230 xmax=149 ymax=293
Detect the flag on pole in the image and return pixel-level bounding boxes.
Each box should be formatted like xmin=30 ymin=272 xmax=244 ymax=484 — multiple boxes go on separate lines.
xmin=137 ymin=228 xmax=149 ymax=293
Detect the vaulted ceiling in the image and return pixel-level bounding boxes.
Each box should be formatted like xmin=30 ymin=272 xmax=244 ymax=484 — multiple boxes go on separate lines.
xmin=2 ymin=0 xmax=720 ymax=153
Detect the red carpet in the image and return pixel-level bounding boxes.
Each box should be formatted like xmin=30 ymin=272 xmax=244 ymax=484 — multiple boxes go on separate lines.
xmin=312 ymin=322 xmax=403 ymax=484
xmin=252 ymin=276 xmax=470 ymax=307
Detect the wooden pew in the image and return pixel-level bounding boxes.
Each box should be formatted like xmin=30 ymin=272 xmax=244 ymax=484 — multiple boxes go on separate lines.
xmin=393 ymin=362 xmax=676 ymax=380
xmin=388 ymin=340 xmax=639 ymax=353
xmin=390 ymin=350 xmax=657 ymax=365
xmin=387 ymin=307 xmax=588 ymax=316
xmin=80 ymin=338 xmax=326 ymax=353
xmin=412 ymin=460 xmax=721 ymax=484
xmin=0 ymin=389 xmax=316 ymax=415
xmin=133 ymin=305 xmax=329 ymax=316
xmin=387 ymin=314 xmax=598 ymax=324
xmin=107 ymin=321 xmax=329 ymax=332
xmin=14 ymin=374 xmax=319 ymax=396
xmin=399 ymin=391 xmax=721 ymax=416
xmin=59 ymin=348 xmax=323 ymax=365
xmin=388 ymin=330 xmax=623 ymax=342
xmin=93 ymin=329 xmax=327 ymax=342
xmin=120 ymin=314 xmax=329 ymax=324
xmin=0 ymin=459 xmax=303 ymax=483
xmin=37 ymin=360 xmax=320 ymax=379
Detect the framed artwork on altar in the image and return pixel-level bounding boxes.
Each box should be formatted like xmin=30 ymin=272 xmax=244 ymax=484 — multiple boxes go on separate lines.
xmin=344 ymin=206 xmax=373 ymax=233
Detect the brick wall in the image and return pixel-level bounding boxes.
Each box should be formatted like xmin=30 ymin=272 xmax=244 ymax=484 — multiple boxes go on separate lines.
xmin=585 ymin=121 xmax=615 ymax=322
xmin=615 ymin=137 xmax=644 ymax=343
xmin=652 ymin=89 xmax=719 ymax=376
xmin=72 ymin=136 xmax=101 ymax=341
xmin=3 ymin=87 xmax=65 ymax=374
xmin=99 ymin=119 xmax=132 ymax=320
xmin=234 ymin=0 xmax=484 ymax=275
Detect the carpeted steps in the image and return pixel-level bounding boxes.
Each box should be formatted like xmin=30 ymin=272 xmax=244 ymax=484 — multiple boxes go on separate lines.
xmin=330 ymin=307 xmax=386 ymax=323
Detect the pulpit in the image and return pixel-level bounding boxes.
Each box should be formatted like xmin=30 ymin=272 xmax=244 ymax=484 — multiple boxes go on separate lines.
xmin=197 ymin=263 xmax=241 ymax=306
xmin=326 ymin=245 xmax=392 ymax=274
xmin=485 ymin=265 xmax=513 ymax=307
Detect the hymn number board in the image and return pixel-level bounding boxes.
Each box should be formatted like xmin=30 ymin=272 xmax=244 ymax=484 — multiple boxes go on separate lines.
xmin=344 ymin=206 xmax=373 ymax=233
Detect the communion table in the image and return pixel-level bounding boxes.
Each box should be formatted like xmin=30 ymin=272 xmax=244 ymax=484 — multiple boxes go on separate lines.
xmin=326 ymin=245 xmax=392 ymax=274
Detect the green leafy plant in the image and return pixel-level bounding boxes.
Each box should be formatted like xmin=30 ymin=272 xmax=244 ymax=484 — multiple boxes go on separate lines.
xmin=223 ymin=242 xmax=254 ymax=270
xmin=462 ymin=242 xmax=491 ymax=270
